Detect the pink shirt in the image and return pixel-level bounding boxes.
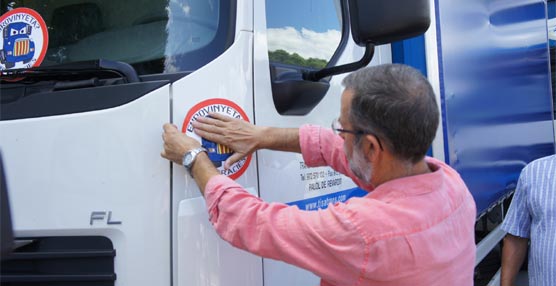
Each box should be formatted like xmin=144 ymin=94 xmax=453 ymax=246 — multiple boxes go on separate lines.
xmin=205 ymin=125 xmax=477 ymax=286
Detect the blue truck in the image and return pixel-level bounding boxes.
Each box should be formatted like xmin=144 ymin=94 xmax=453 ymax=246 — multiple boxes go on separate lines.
xmin=0 ymin=22 xmax=35 ymax=69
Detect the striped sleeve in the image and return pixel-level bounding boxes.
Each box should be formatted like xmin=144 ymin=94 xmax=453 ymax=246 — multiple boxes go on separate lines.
xmin=501 ymin=167 xmax=532 ymax=238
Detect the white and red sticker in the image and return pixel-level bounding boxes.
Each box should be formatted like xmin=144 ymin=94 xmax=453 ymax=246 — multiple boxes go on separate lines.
xmin=182 ymin=99 xmax=252 ymax=180
xmin=0 ymin=8 xmax=48 ymax=70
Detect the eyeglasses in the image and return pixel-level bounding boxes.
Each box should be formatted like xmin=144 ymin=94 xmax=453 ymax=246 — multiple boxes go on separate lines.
xmin=331 ymin=118 xmax=384 ymax=150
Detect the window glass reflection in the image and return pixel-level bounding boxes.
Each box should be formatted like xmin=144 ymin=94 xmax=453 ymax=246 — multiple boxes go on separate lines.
xmin=1 ymin=0 xmax=233 ymax=75
xmin=266 ymin=0 xmax=342 ymax=69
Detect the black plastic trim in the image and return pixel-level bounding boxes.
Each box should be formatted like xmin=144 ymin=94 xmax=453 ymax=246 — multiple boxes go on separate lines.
xmin=1 ymin=274 xmax=117 ymax=283
xmin=271 ymin=64 xmax=330 ymax=115
xmin=326 ymin=0 xmax=351 ymax=69
xmin=140 ymin=71 xmax=192 ymax=83
xmin=1 ymin=236 xmax=116 ymax=286
xmin=1 ymin=80 xmax=169 ymax=121
xmin=7 ymin=250 xmax=115 ymax=260
xmin=304 ymin=43 xmax=375 ymax=81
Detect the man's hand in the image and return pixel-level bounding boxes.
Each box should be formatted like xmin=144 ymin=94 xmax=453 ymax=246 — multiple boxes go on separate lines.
xmin=161 ymin=123 xmax=201 ymax=165
xmin=193 ymin=113 xmax=265 ymax=169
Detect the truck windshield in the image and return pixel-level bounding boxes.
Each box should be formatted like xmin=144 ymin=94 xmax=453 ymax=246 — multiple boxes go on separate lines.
xmin=0 ymin=0 xmax=235 ymax=75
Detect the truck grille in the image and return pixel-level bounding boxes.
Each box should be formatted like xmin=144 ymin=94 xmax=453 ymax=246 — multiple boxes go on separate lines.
xmin=0 ymin=236 xmax=116 ymax=286
xmin=14 ymin=39 xmax=30 ymax=57
xmin=217 ymin=144 xmax=232 ymax=154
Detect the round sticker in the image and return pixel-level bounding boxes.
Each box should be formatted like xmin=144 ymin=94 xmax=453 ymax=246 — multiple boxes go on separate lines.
xmin=0 ymin=8 xmax=49 ymax=70
xmin=182 ymin=99 xmax=252 ymax=180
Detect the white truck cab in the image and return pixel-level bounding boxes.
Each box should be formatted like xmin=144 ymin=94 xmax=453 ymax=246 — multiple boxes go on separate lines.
xmin=0 ymin=0 xmax=554 ymax=285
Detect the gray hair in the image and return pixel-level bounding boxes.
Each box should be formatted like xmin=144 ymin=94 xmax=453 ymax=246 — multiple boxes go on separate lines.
xmin=342 ymin=64 xmax=439 ymax=163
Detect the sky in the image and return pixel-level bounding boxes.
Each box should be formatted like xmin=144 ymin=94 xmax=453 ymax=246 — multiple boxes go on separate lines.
xmin=266 ymin=0 xmax=341 ymax=32
xmin=267 ymin=27 xmax=341 ymax=60
xmin=265 ymin=0 xmax=342 ymax=60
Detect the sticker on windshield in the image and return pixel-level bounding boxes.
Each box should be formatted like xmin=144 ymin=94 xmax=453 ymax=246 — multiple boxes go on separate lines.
xmin=182 ymin=99 xmax=252 ymax=180
xmin=0 ymin=8 xmax=49 ymax=70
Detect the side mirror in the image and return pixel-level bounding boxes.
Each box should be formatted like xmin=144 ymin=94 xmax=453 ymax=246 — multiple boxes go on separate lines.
xmin=349 ymin=0 xmax=430 ymax=46
xmin=304 ymin=0 xmax=430 ymax=81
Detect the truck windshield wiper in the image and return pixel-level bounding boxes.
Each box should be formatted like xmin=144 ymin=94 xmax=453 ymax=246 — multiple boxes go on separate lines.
xmin=0 ymin=59 xmax=140 ymax=84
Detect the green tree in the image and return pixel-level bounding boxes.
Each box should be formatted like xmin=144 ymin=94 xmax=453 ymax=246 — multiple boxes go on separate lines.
xmin=268 ymin=49 xmax=327 ymax=69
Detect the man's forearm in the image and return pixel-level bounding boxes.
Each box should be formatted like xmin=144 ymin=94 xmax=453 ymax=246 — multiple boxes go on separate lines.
xmin=190 ymin=153 xmax=221 ymax=196
xmin=189 ymin=128 xmax=300 ymax=195
xmin=501 ymin=234 xmax=528 ymax=286
xmin=259 ymin=127 xmax=301 ymax=153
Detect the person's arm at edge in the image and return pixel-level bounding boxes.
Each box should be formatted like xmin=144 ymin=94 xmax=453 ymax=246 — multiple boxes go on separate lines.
xmin=499 ymin=166 xmax=531 ymax=286
xmin=500 ymin=234 xmax=528 ymax=286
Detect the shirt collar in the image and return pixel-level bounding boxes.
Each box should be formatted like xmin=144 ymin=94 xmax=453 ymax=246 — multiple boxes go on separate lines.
xmin=367 ymin=157 xmax=445 ymax=202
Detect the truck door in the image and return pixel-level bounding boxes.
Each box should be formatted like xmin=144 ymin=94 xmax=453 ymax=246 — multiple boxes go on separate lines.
xmin=253 ymin=0 xmax=392 ymax=285
xmin=170 ymin=0 xmax=263 ymax=285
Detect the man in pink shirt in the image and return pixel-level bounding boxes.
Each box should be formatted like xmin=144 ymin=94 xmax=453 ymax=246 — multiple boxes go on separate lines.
xmin=161 ymin=64 xmax=477 ymax=285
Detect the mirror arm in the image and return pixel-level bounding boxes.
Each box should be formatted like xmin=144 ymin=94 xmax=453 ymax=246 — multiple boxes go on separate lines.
xmin=303 ymin=43 xmax=375 ymax=82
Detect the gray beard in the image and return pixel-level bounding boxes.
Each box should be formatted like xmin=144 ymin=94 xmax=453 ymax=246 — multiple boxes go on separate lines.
xmin=348 ymin=146 xmax=372 ymax=185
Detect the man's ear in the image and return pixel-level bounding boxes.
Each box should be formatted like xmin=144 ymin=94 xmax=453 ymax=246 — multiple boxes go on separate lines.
xmin=363 ymin=134 xmax=381 ymax=160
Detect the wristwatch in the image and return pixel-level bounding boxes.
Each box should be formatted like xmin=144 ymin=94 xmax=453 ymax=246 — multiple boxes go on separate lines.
xmin=182 ymin=147 xmax=208 ymax=170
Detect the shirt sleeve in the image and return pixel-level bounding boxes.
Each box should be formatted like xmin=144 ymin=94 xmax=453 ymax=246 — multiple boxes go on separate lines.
xmin=204 ymin=175 xmax=366 ymax=285
xmin=299 ymin=124 xmax=374 ymax=191
xmin=501 ymin=168 xmax=531 ymax=238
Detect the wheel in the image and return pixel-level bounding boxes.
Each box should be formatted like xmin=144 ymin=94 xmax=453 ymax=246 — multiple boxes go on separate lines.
xmin=4 ymin=61 xmax=15 ymax=69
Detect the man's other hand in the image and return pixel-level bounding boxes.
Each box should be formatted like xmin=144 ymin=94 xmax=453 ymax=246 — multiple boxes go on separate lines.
xmin=161 ymin=123 xmax=201 ymax=165
xmin=193 ymin=113 xmax=264 ymax=169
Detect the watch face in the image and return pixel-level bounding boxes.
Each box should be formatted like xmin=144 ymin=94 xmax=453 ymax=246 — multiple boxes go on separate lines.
xmin=184 ymin=153 xmax=193 ymax=167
